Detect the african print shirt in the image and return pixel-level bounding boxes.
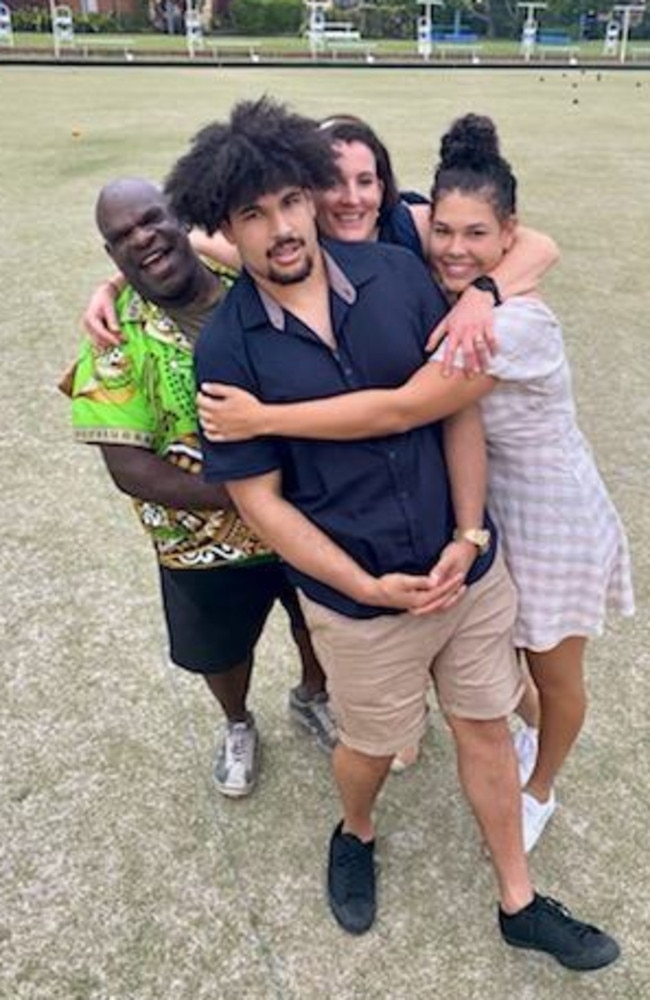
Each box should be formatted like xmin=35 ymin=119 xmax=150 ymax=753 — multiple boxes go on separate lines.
xmin=70 ymin=277 xmax=274 ymax=571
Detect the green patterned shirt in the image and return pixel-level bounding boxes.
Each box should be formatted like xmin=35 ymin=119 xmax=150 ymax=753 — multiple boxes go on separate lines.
xmin=71 ymin=276 xmax=274 ymax=570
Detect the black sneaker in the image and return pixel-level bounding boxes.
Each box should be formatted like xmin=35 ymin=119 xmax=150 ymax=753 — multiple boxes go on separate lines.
xmin=327 ymin=821 xmax=376 ymax=935
xmin=499 ymin=893 xmax=620 ymax=971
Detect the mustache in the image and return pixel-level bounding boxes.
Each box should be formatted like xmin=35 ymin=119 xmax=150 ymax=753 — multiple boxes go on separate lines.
xmin=267 ymin=236 xmax=305 ymax=259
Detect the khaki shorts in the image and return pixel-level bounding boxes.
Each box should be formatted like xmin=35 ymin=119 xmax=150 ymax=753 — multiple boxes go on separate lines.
xmin=299 ymin=554 xmax=522 ymax=757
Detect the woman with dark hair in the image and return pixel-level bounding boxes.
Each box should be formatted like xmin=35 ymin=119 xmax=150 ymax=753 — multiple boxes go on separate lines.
xmin=315 ymin=114 xmax=423 ymax=258
xmin=198 ymin=113 xmax=634 ymax=852
xmin=82 ymin=111 xmax=558 ymax=360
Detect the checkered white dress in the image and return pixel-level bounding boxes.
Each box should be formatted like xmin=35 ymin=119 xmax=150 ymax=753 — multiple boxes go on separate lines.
xmin=441 ymin=297 xmax=635 ymax=651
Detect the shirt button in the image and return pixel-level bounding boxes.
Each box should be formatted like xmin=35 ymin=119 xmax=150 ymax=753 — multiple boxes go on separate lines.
xmin=400 ymin=490 xmax=409 ymax=500
xmin=343 ymin=367 xmax=353 ymax=377
xmin=388 ymin=450 xmax=396 ymax=460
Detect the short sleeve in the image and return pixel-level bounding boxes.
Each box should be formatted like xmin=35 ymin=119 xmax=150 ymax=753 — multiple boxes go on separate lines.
xmin=430 ymin=298 xmax=565 ymax=383
xmin=71 ymin=334 xmax=154 ymax=448
xmin=194 ymin=309 xmax=282 ymax=484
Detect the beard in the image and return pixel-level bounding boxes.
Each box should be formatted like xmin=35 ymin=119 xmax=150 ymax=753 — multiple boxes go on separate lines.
xmin=264 ymin=236 xmax=314 ymax=286
xmin=266 ymin=253 xmax=314 ymax=286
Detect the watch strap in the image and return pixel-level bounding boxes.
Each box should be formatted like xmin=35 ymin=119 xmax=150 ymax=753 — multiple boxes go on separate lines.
xmin=470 ymin=275 xmax=502 ymax=307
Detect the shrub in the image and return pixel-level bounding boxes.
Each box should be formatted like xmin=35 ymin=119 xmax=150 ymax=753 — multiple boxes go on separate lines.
xmin=229 ymin=0 xmax=303 ymax=35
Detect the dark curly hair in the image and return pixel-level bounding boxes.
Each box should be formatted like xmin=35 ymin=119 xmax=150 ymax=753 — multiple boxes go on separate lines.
xmin=431 ymin=114 xmax=517 ymax=221
xmin=165 ymin=97 xmax=341 ymax=234
xmin=318 ymin=114 xmax=400 ymax=211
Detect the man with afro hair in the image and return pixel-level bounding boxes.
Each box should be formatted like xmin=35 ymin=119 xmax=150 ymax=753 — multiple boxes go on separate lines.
xmin=169 ymin=98 xmax=619 ymax=973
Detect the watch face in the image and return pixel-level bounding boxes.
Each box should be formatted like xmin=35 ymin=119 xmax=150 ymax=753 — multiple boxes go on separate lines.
xmin=454 ymin=528 xmax=491 ymax=553
xmin=467 ymin=529 xmax=490 ymax=554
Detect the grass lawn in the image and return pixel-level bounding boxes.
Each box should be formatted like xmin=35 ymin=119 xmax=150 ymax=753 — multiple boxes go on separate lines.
xmin=2 ymin=63 xmax=647 ymax=386
xmin=1 ymin=64 xmax=648 ymax=1000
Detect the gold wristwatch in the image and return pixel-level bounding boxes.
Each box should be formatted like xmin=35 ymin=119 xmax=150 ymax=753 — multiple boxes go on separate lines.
xmin=453 ymin=527 xmax=491 ymax=555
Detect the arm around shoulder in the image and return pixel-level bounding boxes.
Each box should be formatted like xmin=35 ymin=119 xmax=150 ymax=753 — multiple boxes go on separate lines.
xmin=491 ymin=225 xmax=560 ymax=299
xmin=189 ymin=228 xmax=242 ymax=271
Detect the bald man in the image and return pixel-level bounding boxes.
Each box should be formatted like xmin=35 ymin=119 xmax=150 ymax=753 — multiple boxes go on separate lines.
xmin=67 ymin=178 xmax=335 ymax=798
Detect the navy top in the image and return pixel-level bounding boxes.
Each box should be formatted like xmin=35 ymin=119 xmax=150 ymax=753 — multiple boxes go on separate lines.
xmin=195 ymin=238 xmax=496 ymax=618
xmin=378 ymin=200 xmax=426 ymax=261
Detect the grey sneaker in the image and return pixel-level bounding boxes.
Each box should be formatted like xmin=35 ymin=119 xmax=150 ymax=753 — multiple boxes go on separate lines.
xmin=213 ymin=713 xmax=260 ymax=798
xmin=289 ymin=687 xmax=338 ymax=753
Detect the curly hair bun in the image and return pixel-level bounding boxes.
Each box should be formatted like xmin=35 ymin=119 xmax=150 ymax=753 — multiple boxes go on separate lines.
xmin=440 ymin=114 xmax=500 ymax=171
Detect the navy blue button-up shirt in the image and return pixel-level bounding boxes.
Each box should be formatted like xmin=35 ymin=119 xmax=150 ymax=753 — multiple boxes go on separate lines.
xmin=195 ymin=238 xmax=496 ymax=617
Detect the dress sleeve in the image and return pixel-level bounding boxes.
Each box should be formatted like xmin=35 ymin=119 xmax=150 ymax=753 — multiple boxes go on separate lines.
xmin=430 ymin=298 xmax=565 ymax=384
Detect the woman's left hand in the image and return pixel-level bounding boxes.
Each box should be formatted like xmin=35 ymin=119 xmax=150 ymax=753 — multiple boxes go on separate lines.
xmin=197 ymin=383 xmax=268 ymax=441
xmin=426 ymin=285 xmax=498 ymax=377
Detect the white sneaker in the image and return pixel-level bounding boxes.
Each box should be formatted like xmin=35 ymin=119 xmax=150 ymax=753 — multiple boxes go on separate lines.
xmin=522 ymin=789 xmax=556 ymax=853
xmin=390 ymin=742 xmax=420 ymax=774
xmin=513 ymin=725 xmax=538 ymax=786
xmin=213 ymin=713 xmax=260 ymax=798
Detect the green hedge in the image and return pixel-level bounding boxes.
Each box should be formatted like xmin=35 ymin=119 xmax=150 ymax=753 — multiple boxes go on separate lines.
xmin=230 ymin=0 xmax=303 ymax=35
xmin=361 ymin=3 xmax=418 ymax=40
xmin=9 ymin=7 xmax=149 ymax=33
xmin=226 ymin=0 xmax=420 ymax=40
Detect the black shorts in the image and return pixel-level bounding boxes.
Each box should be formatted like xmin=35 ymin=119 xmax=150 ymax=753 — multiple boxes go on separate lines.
xmin=159 ymin=560 xmax=306 ymax=674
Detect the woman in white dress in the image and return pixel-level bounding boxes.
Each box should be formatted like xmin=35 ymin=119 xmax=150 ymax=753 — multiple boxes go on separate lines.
xmin=197 ymin=114 xmax=635 ymax=852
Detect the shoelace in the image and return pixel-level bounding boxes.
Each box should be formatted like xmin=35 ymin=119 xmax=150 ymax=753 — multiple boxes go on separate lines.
xmin=339 ymin=840 xmax=373 ymax=898
xmin=228 ymin=724 xmax=251 ymax=764
xmin=541 ymin=896 xmax=599 ymax=939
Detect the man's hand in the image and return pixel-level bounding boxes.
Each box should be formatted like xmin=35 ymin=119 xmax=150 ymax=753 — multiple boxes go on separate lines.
xmin=410 ymin=541 xmax=478 ymax=616
xmin=426 ymin=286 xmax=497 ymax=377
xmin=370 ymin=573 xmax=445 ymax=612
xmin=198 ymin=383 xmax=268 ymax=442
xmin=83 ymin=280 xmax=122 ymax=348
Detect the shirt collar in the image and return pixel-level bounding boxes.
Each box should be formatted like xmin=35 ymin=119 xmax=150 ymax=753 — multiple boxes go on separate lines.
xmin=123 ymin=289 xmax=194 ymax=353
xmin=238 ymin=243 xmax=375 ymax=333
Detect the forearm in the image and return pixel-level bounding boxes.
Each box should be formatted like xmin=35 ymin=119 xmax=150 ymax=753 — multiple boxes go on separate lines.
xmin=100 ymin=445 xmax=233 ymax=510
xmin=189 ymin=228 xmax=242 ymax=270
xmin=228 ymin=481 xmax=377 ymax=603
xmin=490 ymin=225 xmax=559 ymax=299
xmin=443 ymin=404 xmax=487 ymax=529
xmin=257 ymin=367 xmax=492 ymax=441
xmin=227 ymin=471 xmax=445 ymax=613
xmin=261 ymin=390 xmax=416 ymax=439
